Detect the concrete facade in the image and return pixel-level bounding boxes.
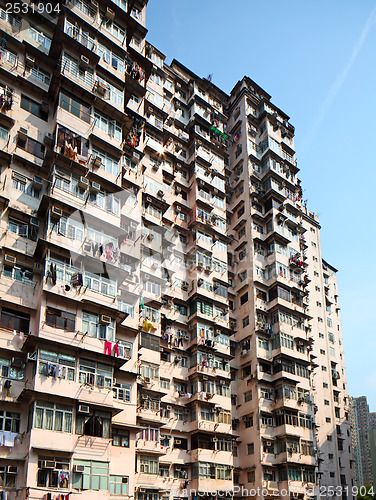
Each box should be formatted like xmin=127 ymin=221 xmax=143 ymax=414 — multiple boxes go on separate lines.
xmin=0 ymin=1 xmax=354 ymax=500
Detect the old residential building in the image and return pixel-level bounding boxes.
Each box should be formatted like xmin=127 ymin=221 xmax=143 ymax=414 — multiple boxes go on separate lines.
xmin=0 ymin=1 xmax=354 ymax=499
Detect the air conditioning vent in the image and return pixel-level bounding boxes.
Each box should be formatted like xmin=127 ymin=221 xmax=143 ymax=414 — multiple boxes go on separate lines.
xmin=43 ymin=461 xmax=56 ymax=469
xmin=80 ymin=55 xmax=90 ymax=66
xmin=90 ymin=181 xmax=100 ymax=193
xmin=100 ymin=315 xmax=111 ymax=325
xmin=78 ymin=404 xmax=90 ymax=414
xmin=105 ymin=7 xmax=115 ymax=19
xmin=92 ymin=155 xmax=102 ymax=167
xmin=51 ymin=207 xmax=63 ymax=218
xmin=78 ymin=176 xmax=89 ymax=189
xmin=4 ymin=254 xmax=16 ymax=265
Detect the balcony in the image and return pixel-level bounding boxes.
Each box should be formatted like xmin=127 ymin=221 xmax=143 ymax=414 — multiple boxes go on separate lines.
xmin=43 ymin=260 xmax=119 ymax=310
xmin=135 ymin=439 xmax=167 ymax=455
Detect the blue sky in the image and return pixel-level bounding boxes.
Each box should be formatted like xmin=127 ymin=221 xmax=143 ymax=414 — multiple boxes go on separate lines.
xmin=146 ymin=1 xmax=376 ymax=409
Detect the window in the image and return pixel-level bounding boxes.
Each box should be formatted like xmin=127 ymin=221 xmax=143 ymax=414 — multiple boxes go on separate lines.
xmin=140 ymin=332 xmax=160 ymax=352
xmin=240 ymin=292 xmax=248 ymax=306
xmin=37 ymin=456 xmax=70 ymax=489
xmin=59 ymin=90 xmax=91 ymax=123
xmin=21 ymin=94 xmax=48 ymax=120
xmin=244 ymin=390 xmax=252 ymax=403
xmin=8 ymin=217 xmax=38 ymax=241
xmin=72 ymin=460 xmax=109 ymax=490
xmin=16 ymin=135 xmax=45 ymax=160
xmin=12 ymin=171 xmax=41 ymax=197
xmin=0 ymin=464 xmax=17 ymax=487
xmin=38 ymin=350 xmax=75 ymax=381
xmin=79 ymin=359 xmax=113 ymax=388
xmin=113 ymin=383 xmax=131 ymax=402
xmin=112 ymin=428 xmax=129 ymax=447
xmin=0 ymin=357 xmax=25 ymax=380
xmin=109 ymin=475 xmax=129 ymax=495
xmin=139 ymin=362 xmax=159 ymax=381
xmin=0 ymin=307 xmax=29 ymax=333
xmin=0 ymin=410 xmax=20 ymax=432
xmin=247 ymin=443 xmax=254 ymax=455
xmin=33 ymin=401 xmax=73 ymax=433
xmin=46 ymin=308 xmax=75 ymax=331
xmin=94 ymin=111 xmax=122 ymax=141
xmin=0 ymin=123 xmax=9 ymax=142
xmin=76 ymin=409 xmax=111 ymax=438
xmin=82 ymin=312 xmax=115 ymax=341
xmin=28 ymin=25 xmax=52 ymax=50
xmin=92 ymin=147 xmax=120 ymax=176
xmin=139 ymin=456 xmax=158 ymax=474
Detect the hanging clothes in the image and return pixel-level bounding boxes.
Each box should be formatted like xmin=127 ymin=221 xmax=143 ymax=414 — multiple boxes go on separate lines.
xmin=104 ymin=341 xmax=112 ymax=355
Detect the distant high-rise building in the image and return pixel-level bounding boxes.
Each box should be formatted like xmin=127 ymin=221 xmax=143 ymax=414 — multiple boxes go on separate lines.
xmin=0 ymin=1 xmax=354 ymax=499
xmin=350 ymin=396 xmax=373 ymax=486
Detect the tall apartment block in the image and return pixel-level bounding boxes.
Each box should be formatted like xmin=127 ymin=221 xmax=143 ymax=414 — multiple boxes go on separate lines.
xmin=350 ymin=396 xmax=375 ymax=486
xmin=0 ymin=1 xmax=354 ymax=500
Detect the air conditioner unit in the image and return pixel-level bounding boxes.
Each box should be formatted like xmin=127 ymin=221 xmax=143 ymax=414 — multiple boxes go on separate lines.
xmin=74 ymin=464 xmax=85 ymax=473
xmin=166 ymin=405 xmax=172 ymax=410
xmin=205 ymin=265 xmax=211 ymax=272
xmin=266 ymin=441 xmax=272 ymax=447
xmin=43 ymin=461 xmax=56 ymax=469
xmin=157 ymin=189 xmax=164 ymax=197
xmin=51 ymin=207 xmax=63 ymax=218
xmin=105 ymin=7 xmax=115 ymax=19
xmin=175 ymin=439 xmax=181 ymax=444
xmin=25 ymin=54 xmax=35 ymax=66
xmin=4 ymin=254 xmax=16 ymax=265
xmin=80 ymin=55 xmax=90 ymax=66
xmin=44 ymin=132 xmax=54 ymax=145
xmin=151 ymin=163 xmax=159 ymax=171
xmin=93 ymin=156 xmax=102 ymax=167
xmin=95 ymin=81 xmax=107 ymax=96
xmin=176 ymin=205 xmax=182 ymax=212
xmin=78 ymin=176 xmax=89 ymax=189
xmin=100 ymin=315 xmax=111 ymax=325
xmin=144 ymin=274 xmax=150 ymax=280
xmin=18 ymin=127 xmax=28 ymax=141
xmin=90 ymin=181 xmax=100 ymax=193
xmin=78 ymin=404 xmax=90 ymax=414
xmin=175 ymin=186 xmax=182 ymax=194
xmin=141 ymin=394 xmax=148 ymax=400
